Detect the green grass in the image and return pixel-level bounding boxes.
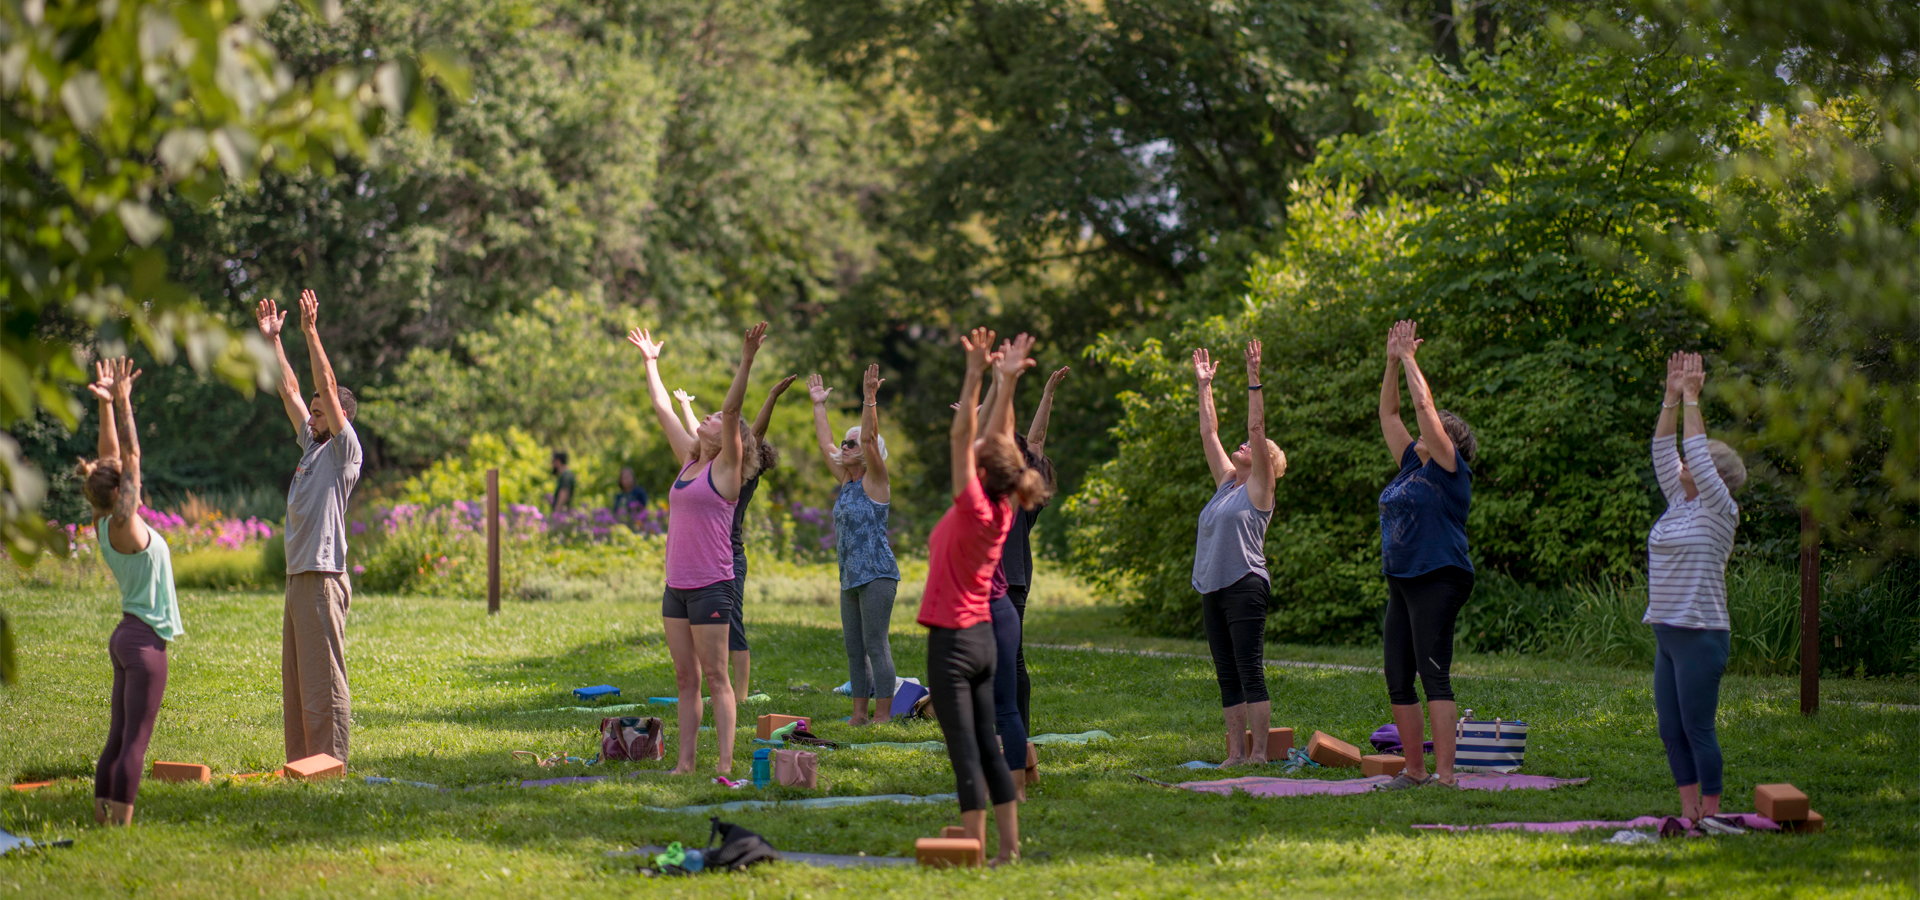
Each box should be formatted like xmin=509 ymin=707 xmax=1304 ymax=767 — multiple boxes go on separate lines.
xmin=1 ymin=562 xmax=1914 ymax=898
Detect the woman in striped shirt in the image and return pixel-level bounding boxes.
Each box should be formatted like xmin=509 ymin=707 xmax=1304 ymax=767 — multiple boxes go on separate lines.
xmin=1647 ymin=351 xmax=1747 ymax=825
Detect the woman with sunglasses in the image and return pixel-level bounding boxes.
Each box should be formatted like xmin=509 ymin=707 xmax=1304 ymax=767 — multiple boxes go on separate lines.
xmin=808 ymin=365 xmax=902 ymax=725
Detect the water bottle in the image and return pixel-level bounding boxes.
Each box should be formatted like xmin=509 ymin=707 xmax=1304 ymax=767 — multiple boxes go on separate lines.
xmin=751 ymin=748 xmax=771 ymax=788
xmin=682 ymin=849 xmax=705 ymax=872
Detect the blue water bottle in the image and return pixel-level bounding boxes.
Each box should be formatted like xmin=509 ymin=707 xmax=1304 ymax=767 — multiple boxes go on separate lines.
xmin=751 ymin=748 xmax=771 ymax=788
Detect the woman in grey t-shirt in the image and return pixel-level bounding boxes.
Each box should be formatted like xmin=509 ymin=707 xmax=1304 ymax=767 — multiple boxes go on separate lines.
xmin=807 ymin=365 xmax=903 ymax=725
xmin=1190 ymin=341 xmax=1286 ymax=766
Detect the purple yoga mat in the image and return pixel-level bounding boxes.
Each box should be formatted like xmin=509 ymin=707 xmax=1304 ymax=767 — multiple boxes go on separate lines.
xmin=1412 ymin=813 xmax=1779 ymax=834
xmin=1177 ymin=772 xmax=1589 ymax=797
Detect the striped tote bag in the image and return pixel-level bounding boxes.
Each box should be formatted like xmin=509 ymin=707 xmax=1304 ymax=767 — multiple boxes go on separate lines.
xmin=1454 ymin=712 xmax=1527 ymax=772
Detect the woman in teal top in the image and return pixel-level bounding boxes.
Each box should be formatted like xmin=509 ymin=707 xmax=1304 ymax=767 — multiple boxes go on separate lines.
xmin=80 ymin=358 xmax=181 ymax=827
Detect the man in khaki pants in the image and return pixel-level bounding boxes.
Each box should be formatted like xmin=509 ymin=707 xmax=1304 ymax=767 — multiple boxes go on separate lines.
xmin=256 ymin=290 xmax=362 ymax=765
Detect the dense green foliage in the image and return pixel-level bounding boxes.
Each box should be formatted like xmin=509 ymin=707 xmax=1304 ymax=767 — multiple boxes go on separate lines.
xmin=1071 ymin=35 xmax=1753 ymax=641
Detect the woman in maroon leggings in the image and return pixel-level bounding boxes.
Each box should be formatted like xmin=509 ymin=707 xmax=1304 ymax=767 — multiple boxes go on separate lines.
xmin=80 ymin=358 xmax=183 ymax=826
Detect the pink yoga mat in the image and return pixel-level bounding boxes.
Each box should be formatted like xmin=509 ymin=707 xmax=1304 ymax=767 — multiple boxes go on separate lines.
xmin=1413 ymin=813 xmax=1780 ymax=834
xmin=1178 ymin=773 xmax=1589 ymax=797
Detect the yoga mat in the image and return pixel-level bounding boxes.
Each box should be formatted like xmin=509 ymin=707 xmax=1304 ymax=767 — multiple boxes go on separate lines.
xmin=1028 ymin=730 xmax=1115 ymax=745
xmin=514 ymin=703 xmax=647 ymax=714
xmin=847 ymin=741 xmax=947 ymax=752
xmin=616 ymin=846 xmax=914 ymax=868
xmin=1176 ymin=773 xmax=1589 ymax=797
xmin=645 ymin=793 xmax=958 ymax=815
xmin=0 ymin=828 xmax=69 ymax=856
xmin=1414 ymin=813 xmax=1778 ymax=834
xmin=364 ymin=776 xmax=443 ymax=790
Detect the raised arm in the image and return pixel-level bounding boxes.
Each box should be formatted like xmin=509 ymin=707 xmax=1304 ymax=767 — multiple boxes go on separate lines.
xmin=1651 ymin=352 xmax=1687 ymax=503
xmin=1195 ymin=349 xmax=1230 ymax=486
xmin=1244 ymin=341 xmax=1278 ymax=511
xmin=754 ymin=375 xmax=798 ymax=439
xmin=87 ymin=360 xmax=119 ymax=464
xmin=297 ymin=290 xmax=349 ymax=437
xmin=987 ymin=334 xmax=1036 ymax=441
xmin=1379 ymin=323 xmax=1415 ymax=466
xmin=713 ymin=322 xmax=767 ymax=500
xmin=673 ymin=389 xmax=701 ymax=436
xmin=807 ymin=375 xmax=852 ymax=483
xmin=627 ymin=328 xmax=699 ymax=465
xmin=105 ymin=359 xmax=149 ymax=553
xmin=255 ymin=298 xmax=310 ymax=435
xmin=858 ymin=364 xmax=891 ymax=503
xmin=1026 ymin=366 xmax=1068 ymax=456
xmin=1394 ymin=320 xmax=1457 ymax=473
xmin=952 ymin=328 xmax=996 ymax=496
xmin=1676 ymin=353 xmax=1734 ymax=512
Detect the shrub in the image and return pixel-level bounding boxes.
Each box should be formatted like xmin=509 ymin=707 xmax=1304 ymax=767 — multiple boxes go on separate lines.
xmin=173 ymin=548 xmax=271 ymax=591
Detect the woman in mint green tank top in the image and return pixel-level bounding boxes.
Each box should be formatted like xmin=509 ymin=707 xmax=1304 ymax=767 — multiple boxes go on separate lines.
xmin=78 ymin=359 xmax=181 ymax=827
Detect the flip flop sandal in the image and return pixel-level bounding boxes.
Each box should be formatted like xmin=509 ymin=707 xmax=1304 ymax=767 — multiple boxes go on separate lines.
xmin=1373 ymin=773 xmax=1430 ymax=792
xmin=1698 ymin=816 xmax=1747 ymax=836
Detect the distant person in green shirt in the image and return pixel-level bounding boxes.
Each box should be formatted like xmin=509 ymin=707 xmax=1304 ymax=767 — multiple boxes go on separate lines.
xmin=81 ymin=357 xmax=183 ymax=827
xmin=551 ymin=451 xmax=577 ymax=515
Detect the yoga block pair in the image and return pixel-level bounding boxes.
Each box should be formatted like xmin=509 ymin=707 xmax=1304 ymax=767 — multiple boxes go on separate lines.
xmin=756 ymin=714 xmax=809 ymax=740
xmin=151 ymin=762 xmax=211 ymax=783
xmin=917 ymin=828 xmax=983 ymax=867
xmin=282 ymin=754 xmax=346 ymax=781
xmin=1307 ymin=731 xmax=1363 ymax=768
xmin=1237 ymin=727 xmax=1295 ymax=759
xmin=1756 ymin=783 xmax=1818 ymax=828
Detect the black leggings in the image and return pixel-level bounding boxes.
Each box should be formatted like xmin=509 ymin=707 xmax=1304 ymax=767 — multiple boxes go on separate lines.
xmin=1382 ymin=565 xmax=1474 ymax=705
xmin=1006 ymin=584 xmax=1032 ymax=732
xmin=927 ymin=623 xmax=1016 ymax=812
xmin=1201 ymin=573 xmax=1271 ymax=707
xmin=95 ymin=616 xmax=168 ymax=805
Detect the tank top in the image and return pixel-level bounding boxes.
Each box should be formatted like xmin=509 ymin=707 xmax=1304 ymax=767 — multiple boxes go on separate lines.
xmin=1190 ymin=479 xmax=1272 ymax=594
xmin=96 ymin=515 xmax=184 ymax=641
xmin=664 ymin=459 xmax=737 ymax=589
xmin=833 ymin=479 xmax=901 ymax=590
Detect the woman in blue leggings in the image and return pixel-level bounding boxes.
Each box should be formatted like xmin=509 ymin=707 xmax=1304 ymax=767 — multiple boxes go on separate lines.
xmin=1647 ymin=352 xmax=1746 ymax=827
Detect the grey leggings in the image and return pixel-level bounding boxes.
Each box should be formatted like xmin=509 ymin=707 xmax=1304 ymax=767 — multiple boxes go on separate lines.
xmin=840 ymin=578 xmax=899 ymax=700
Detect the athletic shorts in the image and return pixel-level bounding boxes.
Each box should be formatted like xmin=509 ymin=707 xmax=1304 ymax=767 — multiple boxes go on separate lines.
xmin=662 ymin=579 xmax=739 ymax=622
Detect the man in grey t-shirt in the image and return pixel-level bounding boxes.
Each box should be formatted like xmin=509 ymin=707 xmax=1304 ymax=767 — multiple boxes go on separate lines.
xmin=256 ymin=290 xmax=362 ymax=765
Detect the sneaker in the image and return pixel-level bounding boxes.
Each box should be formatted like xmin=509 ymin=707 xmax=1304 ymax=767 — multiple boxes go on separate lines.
xmin=1374 ymin=773 xmax=1432 ymax=791
xmin=1698 ymin=815 xmax=1747 ymax=836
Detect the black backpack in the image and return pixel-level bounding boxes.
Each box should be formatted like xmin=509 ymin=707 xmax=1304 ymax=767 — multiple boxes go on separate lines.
xmin=705 ymin=817 xmax=780 ymax=871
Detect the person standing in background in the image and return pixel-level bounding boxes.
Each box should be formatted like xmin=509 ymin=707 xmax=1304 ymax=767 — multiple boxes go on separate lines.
xmin=550 ymin=451 xmax=576 ymax=515
xmin=999 ymin=365 xmax=1067 ymax=734
xmin=256 ymin=290 xmax=362 ymax=766
xmin=612 ymin=466 xmax=649 ymax=516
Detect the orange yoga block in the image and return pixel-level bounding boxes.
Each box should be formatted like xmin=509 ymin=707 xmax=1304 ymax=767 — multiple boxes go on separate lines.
xmin=1780 ymin=810 xmax=1824 ymax=833
xmin=9 ymin=782 xmax=52 ymax=792
xmin=151 ymin=761 xmax=211 ymax=783
xmin=1242 ymin=728 xmax=1295 ymax=759
xmin=755 ymin=714 xmax=808 ymax=740
xmin=1755 ymin=783 xmax=1809 ymax=822
xmin=940 ymin=826 xmax=968 ymax=839
xmin=1306 ymin=731 xmax=1363 ymax=768
xmin=1362 ymin=754 xmax=1406 ymax=777
xmin=282 ymin=754 xmax=346 ymax=781
xmin=916 ymin=837 xmax=983 ymax=868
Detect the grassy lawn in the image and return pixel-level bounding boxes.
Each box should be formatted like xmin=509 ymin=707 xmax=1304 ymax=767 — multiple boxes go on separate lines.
xmin=2 ymin=563 xmax=1914 ymax=898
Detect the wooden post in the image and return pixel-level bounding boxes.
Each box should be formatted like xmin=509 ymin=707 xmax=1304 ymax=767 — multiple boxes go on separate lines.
xmin=1799 ymin=507 xmax=1819 ymax=716
xmin=487 ymin=468 xmax=501 ymax=615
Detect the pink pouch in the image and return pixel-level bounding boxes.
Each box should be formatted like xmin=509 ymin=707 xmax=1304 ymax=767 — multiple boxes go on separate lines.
xmin=772 ymin=749 xmax=818 ymax=788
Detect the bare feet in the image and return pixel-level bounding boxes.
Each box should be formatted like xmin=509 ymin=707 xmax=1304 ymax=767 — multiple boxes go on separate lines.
xmin=849 ymin=715 xmax=870 ymax=727
xmin=988 ymin=853 xmax=1018 ymax=868
xmin=1220 ymin=755 xmax=1249 ymax=768
xmin=870 ymin=715 xmax=892 ymax=726
xmin=668 ymin=763 xmax=697 ymax=775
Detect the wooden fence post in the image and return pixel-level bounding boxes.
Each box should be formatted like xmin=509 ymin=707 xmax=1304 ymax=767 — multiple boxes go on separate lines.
xmin=487 ymin=468 xmax=501 ymax=616
xmin=1799 ymin=507 xmax=1819 ymax=716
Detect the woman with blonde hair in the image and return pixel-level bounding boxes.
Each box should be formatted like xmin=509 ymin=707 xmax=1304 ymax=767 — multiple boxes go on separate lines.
xmin=1647 ymin=351 xmax=1746 ymax=829
xmin=807 ymin=364 xmax=902 ymax=725
xmin=82 ymin=358 xmax=183 ymax=826
xmin=627 ymin=323 xmax=768 ymax=775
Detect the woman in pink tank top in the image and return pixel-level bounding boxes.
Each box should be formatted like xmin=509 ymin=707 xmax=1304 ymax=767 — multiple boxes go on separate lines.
xmin=628 ymin=321 xmax=770 ymax=776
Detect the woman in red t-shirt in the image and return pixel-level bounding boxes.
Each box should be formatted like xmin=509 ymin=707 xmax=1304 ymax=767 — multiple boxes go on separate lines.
xmin=917 ymin=327 xmax=1051 ymax=866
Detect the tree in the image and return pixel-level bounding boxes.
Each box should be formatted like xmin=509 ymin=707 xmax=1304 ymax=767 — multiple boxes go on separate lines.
xmin=1 ymin=0 xmax=454 ymax=561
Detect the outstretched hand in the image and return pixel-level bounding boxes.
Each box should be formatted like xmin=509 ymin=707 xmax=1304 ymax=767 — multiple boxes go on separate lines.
xmin=961 ymin=327 xmax=997 ymax=371
xmin=995 ymin=333 xmax=1037 ymax=376
xmin=807 ymin=374 xmax=832 ymax=404
xmin=108 ymin=358 xmax=141 ymax=400
xmin=1386 ymin=320 xmax=1422 ymax=361
xmin=1192 ymin=348 xmax=1219 ymax=384
xmin=672 ymin=389 xmax=696 ymax=405
xmin=742 ymin=321 xmax=769 ymax=355
xmin=770 ymin=374 xmax=800 ymax=398
xmin=626 ymin=327 xmax=664 ymax=361
xmin=255 ymin=299 xmax=287 ymax=340
xmin=863 ymin=363 xmax=884 ymax=400
xmin=1679 ymin=352 xmax=1704 ymax=397
xmin=1045 ymin=365 xmax=1070 ymax=392
xmin=87 ymin=360 xmax=115 ymax=402
xmin=298 ymin=289 xmax=320 ymax=333
xmin=1244 ymin=339 xmax=1262 ymax=380
xmin=1664 ymin=351 xmax=1686 ymax=398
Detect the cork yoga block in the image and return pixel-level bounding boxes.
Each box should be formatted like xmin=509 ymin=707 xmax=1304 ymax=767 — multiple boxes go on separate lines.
xmin=1306 ymin=731 xmax=1363 ymax=768
xmin=940 ymin=826 xmax=968 ymax=839
xmin=1240 ymin=728 xmax=1295 ymax=759
xmin=151 ymin=762 xmax=211 ymax=783
xmin=1755 ymin=783 xmax=1809 ymax=822
xmin=756 ymin=714 xmax=809 ymax=740
xmin=1361 ymin=754 xmax=1406 ymax=777
xmin=282 ymin=754 xmax=346 ymax=781
xmin=915 ymin=837 xmax=983 ymax=868
xmin=1780 ymin=810 xmax=1824 ymax=833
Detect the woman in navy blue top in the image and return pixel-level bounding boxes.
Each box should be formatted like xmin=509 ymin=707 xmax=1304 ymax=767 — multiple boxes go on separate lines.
xmin=1375 ymin=320 xmax=1478 ymax=790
